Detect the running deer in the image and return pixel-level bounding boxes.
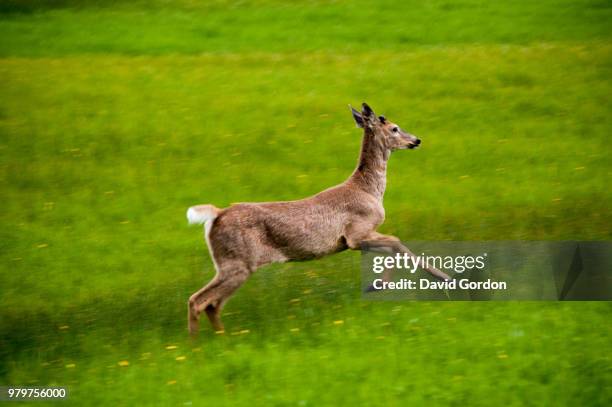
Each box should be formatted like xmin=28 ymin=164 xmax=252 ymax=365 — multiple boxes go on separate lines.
xmin=186 ymin=103 xmax=450 ymax=335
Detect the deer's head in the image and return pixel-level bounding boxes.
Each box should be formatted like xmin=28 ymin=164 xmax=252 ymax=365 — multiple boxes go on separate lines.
xmin=350 ymin=103 xmax=421 ymax=151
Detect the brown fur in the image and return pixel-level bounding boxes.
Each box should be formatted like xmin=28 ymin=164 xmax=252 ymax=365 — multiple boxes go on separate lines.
xmin=187 ymin=103 xmax=449 ymax=336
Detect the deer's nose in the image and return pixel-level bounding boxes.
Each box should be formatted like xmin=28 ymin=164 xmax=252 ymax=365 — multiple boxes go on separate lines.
xmin=415 ymin=139 xmax=421 ymax=145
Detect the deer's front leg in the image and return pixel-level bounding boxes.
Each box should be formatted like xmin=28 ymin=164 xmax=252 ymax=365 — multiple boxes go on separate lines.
xmin=348 ymin=231 xmax=452 ymax=282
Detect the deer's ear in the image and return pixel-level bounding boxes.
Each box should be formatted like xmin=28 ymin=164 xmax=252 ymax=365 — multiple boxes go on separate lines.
xmin=361 ymin=102 xmax=378 ymax=127
xmin=350 ymin=105 xmax=364 ymax=128
xmin=361 ymin=102 xmax=374 ymax=118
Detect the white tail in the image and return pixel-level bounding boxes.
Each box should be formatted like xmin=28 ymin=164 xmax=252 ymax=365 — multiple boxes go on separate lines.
xmin=186 ymin=204 xmax=220 ymax=225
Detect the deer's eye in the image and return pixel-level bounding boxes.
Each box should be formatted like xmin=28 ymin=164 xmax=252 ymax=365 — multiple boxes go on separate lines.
xmin=392 ymin=127 xmax=399 ymax=132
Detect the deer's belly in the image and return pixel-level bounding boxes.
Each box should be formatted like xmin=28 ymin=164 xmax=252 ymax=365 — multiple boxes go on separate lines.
xmin=287 ymin=236 xmax=348 ymax=261
xmin=263 ymin=222 xmax=347 ymax=261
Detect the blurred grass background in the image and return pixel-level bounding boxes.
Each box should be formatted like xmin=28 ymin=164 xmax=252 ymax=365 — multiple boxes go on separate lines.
xmin=1 ymin=0 xmax=611 ymax=405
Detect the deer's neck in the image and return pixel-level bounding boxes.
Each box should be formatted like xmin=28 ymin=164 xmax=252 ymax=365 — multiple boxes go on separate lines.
xmin=349 ymin=129 xmax=389 ymax=201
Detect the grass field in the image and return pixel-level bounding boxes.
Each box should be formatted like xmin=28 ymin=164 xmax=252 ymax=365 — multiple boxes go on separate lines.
xmin=1 ymin=1 xmax=611 ymax=405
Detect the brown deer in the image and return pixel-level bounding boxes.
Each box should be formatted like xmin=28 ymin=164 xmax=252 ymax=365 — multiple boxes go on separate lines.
xmin=186 ymin=103 xmax=450 ymax=336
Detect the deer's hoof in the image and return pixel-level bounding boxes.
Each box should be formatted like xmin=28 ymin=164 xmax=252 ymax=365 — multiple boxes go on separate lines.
xmin=364 ymin=284 xmax=381 ymax=293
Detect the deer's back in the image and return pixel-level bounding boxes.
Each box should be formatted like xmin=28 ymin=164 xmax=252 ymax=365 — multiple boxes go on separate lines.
xmin=208 ymin=185 xmax=383 ymax=267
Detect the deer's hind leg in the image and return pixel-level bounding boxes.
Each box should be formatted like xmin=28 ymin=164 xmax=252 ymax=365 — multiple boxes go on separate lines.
xmin=188 ymin=260 xmax=250 ymax=336
xmin=188 ymin=273 xmax=222 ymax=335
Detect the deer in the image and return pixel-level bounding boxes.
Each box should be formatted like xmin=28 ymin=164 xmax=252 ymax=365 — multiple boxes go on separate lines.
xmin=186 ymin=103 xmax=451 ymax=336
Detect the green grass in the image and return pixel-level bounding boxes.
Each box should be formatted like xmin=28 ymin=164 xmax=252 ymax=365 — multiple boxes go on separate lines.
xmin=1 ymin=1 xmax=611 ymax=405
xmin=0 ymin=0 xmax=611 ymax=55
